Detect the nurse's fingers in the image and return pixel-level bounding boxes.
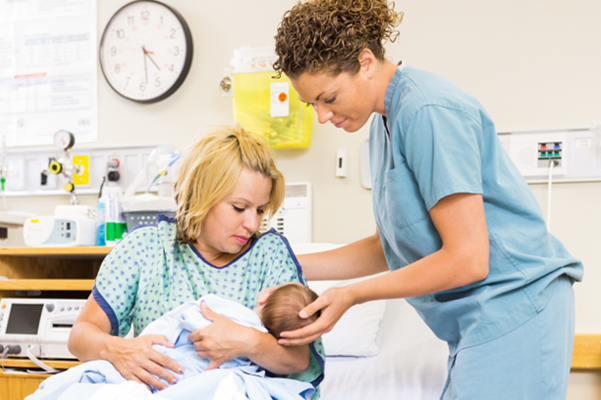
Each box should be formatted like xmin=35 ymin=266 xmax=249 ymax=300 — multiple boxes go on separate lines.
xmin=297 ymin=295 xmax=329 ymax=320
xmin=277 ymin=319 xmax=329 ymax=346
xmin=279 ymin=287 xmax=352 ymax=346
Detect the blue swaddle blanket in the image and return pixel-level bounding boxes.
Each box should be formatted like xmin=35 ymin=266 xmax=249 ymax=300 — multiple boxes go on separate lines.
xmin=25 ymin=294 xmax=315 ymax=400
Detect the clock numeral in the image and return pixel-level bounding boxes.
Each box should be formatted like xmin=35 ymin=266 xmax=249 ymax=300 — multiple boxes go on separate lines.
xmin=140 ymin=83 xmax=146 ymax=92
xmin=155 ymin=77 xmax=161 ymax=87
xmin=168 ymin=64 xmax=174 ymax=72
xmin=110 ymin=47 xmax=116 ymax=56
xmin=114 ymin=64 xmax=120 ymax=73
xmin=125 ymin=76 xmax=130 ymax=86
xmin=173 ymin=46 xmax=180 ymax=56
xmin=160 ymin=16 xmax=163 ymax=25
xmin=128 ymin=16 xmax=134 ymax=25
xmin=141 ymin=10 xmax=150 ymax=21
xmin=169 ymin=29 xmax=176 ymax=38
xmin=116 ymin=29 xmax=125 ymax=39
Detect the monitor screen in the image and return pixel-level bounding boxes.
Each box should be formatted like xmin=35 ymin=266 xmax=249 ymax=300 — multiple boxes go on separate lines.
xmin=5 ymin=304 xmax=43 ymax=335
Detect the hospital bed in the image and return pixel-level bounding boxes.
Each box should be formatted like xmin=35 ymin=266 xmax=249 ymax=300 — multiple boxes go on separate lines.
xmin=293 ymin=243 xmax=448 ymax=400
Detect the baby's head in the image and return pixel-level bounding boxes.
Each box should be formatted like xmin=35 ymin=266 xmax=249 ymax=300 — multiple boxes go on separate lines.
xmin=259 ymin=284 xmax=320 ymax=339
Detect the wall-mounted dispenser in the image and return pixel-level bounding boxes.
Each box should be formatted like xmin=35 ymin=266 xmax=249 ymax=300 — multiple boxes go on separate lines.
xmin=220 ymin=47 xmax=313 ymax=150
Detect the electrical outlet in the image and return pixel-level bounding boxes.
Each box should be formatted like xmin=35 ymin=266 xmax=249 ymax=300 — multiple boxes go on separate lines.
xmin=72 ymin=155 xmax=90 ymax=186
xmin=506 ymin=132 xmax=567 ymax=178
xmin=537 ymin=141 xmax=562 ymax=168
xmin=6 ymin=158 xmax=25 ymax=191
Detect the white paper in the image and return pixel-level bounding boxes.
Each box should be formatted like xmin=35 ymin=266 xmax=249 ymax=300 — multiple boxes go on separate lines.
xmin=0 ymin=0 xmax=97 ymax=147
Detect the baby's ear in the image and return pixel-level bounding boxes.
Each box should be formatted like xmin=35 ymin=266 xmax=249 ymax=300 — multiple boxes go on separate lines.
xmin=253 ymin=303 xmax=264 ymax=319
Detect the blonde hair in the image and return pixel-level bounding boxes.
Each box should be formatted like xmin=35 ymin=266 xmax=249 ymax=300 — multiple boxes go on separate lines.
xmin=261 ymin=284 xmax=320 ymax=339
xmin=174 ymin=124 xmax=285 ymax=244
xmin=274 ymin=0 xmax=403 ymax=79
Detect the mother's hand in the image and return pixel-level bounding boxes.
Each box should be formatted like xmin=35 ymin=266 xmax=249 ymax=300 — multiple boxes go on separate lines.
xmin=189 ymin=300 xmax=254 ymax=370
xmin=105 ymin=334 xmax=183 ymax=391
xmin=278 ymin=286 xmax=353 ymax=346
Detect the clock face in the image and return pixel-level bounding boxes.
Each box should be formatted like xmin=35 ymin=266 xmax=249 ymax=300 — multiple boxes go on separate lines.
xmin=99 ymin=0 xmax=193 ymax=103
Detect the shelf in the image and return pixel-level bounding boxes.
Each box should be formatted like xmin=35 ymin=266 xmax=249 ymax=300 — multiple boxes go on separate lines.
xmin=0 ymin=246 xmax=111 ymax=260
xmin=0 ymin=279 xmax=94 ymax=291
xmin=1 ymin=359 xmax=80 ymax=370
xmin=0 ymin=247 xmax=109 ymax=284
xmin=572 ymin=334 xmax=601 ymax=370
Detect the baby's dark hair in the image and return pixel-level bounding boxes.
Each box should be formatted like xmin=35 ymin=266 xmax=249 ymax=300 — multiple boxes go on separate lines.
xmin=261 ymin=284 xmax=320 ymax=340
xmin=274 ymin=0 xmax=403 ymax=79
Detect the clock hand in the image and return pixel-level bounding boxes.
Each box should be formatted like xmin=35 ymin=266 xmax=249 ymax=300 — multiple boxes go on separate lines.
xmin=142 ymin=46 xmax=148 ymax=84
xmin=143 ymin=47 xmax=161 ymax=71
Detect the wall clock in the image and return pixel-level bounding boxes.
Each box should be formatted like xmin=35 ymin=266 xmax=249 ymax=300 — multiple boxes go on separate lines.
xmin=99 ymin=0 xmax=193 ymax=103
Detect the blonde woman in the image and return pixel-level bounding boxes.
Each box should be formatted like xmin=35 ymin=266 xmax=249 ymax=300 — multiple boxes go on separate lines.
xmin=68 ymin=125 xmax=324 ymax=397
xmin=270 ymin=1 xmax=582 ymax=399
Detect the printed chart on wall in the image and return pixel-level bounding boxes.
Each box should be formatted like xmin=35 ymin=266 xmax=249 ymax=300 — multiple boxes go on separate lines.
xmin=0 ymin=0 xmax=98 ymax=147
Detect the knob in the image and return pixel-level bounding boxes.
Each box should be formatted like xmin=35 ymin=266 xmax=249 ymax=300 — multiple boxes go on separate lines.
xmin=6 ymin=345 xmax=21 ymax=354
xmin=107 ymin=170 xmax=120 ymax=182
xmin=49 ymin=160 xmax=62 ymax=174
xmin=45 ymin=303 xmax=55 ymax=312
xmin=219 ymin=76 xmax=232 ymax=92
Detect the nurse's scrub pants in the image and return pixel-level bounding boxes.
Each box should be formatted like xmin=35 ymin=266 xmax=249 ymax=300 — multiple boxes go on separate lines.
xmin=441 ymin=275 xmax=575 ymax=400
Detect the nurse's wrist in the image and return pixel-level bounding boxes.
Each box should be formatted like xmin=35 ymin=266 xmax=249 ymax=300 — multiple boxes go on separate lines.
xmin=342 ymin=283 xmax=364 ymax=308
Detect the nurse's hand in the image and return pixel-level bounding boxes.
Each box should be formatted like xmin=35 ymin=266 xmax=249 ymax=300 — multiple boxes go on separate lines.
xmin=190 ymin=300 xmax=253 ymax=370
xmin=278 ymin=286 xmax=354 ymax=346
xmin=105 ymin=334 xmax=183 ymax=391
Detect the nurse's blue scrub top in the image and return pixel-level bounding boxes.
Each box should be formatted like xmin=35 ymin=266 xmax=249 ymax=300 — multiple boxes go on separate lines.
xmin=370 ymin=63 xmax=583 ymax=351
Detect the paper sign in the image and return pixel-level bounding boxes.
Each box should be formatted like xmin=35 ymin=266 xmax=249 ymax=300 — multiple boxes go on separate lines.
xmin=270 ymin=82 xmax=289 ymax=117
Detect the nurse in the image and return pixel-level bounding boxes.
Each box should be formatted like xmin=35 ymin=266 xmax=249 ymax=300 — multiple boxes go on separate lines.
xmin=271 ymin=0 xmax=583 ymax=398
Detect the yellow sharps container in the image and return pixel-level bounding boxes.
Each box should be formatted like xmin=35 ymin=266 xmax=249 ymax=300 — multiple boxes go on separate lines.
xmin=229 ymin=47 xmax=313 ymax=149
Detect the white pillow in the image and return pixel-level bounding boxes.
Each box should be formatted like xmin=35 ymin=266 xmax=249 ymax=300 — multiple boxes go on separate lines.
xmin=291 ymin=243 xmax=387 ymax=358
xmin=307 ymin=278 xmax=386 ymax=357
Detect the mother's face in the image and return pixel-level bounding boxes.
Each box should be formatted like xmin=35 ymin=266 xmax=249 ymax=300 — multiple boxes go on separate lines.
xmin=195 ymin=167 xmax=272 ymax=260
xmin=291 ymin=69 xmax=375 ymax=133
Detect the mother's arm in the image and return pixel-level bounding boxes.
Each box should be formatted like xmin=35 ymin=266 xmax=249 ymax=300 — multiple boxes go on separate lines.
xmin=68 ymin=294 xmax=184 ymax=390
xmin=189 ymin=301 xmax=310 ymax=374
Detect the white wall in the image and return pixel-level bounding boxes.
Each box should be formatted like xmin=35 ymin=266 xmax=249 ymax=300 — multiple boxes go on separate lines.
xmin=5 ymin=0 xmax=601 ymax=397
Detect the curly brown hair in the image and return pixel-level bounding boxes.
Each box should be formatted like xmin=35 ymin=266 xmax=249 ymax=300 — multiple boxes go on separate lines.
xmin=273 ymin=0 xmax=403 ymax=79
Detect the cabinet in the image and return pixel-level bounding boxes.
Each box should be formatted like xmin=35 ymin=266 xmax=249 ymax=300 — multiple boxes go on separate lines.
xmin=0 ymin=246 xmax=110 ymax=400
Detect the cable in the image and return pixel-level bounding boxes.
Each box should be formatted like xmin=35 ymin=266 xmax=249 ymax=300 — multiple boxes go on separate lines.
xmin=145 ymin=153 xmax=182 ymax=193
xmin=1 ymin=346 xmax=9 ymax=371
xmin=26 ymin=345 xmax=58 ymax=373
xmin=98 ymin=175 xmax=106 ymax=200
xmin=547 ymin=159 xmax=556 ymax=232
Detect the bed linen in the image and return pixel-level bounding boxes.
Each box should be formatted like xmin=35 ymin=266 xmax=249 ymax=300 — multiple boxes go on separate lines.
xmin=319 ymin=298 xmax=447 ymax=399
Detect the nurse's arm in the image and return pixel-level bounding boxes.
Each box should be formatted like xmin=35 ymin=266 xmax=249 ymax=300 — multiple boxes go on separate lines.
xmin=349 ymin=192 xmax=490 ymax=300
xmin=297 ymin=230 xmax=389 ymax=281
xmin=279 ymin=192 xmax=489 ymax=346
